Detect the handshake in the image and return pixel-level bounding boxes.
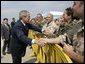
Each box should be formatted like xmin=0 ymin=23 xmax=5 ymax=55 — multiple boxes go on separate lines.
xmin=35 ymin=38 xmax=48 ymax=47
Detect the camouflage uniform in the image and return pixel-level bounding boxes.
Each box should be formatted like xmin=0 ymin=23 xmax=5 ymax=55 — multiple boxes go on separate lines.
xmin=47 ymin=20 xmax=73 ymax=38
xmin=40 ymin=19 xmax=47 ymax=28
xmin=42 ymin=21 xmax=58 ymax=38
xmin=34 ymin=19 xmax=47 ymax=37
xmin=73 ymin=26 xmax=84 ymax=56
xmin=54 ymin=25 xmax=66 ymax=37
xmin=66 ymin=19 xmax=83 ymax=44
xmin=58 ymin=19 xmax=83 ymax=46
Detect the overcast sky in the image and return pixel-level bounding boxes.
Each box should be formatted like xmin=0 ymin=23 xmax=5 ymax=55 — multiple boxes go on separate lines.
xmin=1 ymin=1 xmax=73 ymax=24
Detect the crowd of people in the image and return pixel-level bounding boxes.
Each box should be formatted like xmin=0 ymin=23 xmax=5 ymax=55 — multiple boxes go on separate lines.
xmin=1 ymin=1 xmax=84 ymax=63
xmin=1 ymin=17 xmax=16 ymax=55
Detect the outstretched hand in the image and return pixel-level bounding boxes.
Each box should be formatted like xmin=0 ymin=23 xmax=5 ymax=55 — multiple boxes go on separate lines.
xmin=35 ymin=39 xmax=46 ymax=47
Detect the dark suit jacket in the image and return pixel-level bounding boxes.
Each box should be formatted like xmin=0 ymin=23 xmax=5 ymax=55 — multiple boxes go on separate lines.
xmin=11 ymin=22 xmax=16 ymax=28
xmin=10 ymin=19 xmax=42 ymax=57
xmin=1 ymin=24 xmax=11 ymax=40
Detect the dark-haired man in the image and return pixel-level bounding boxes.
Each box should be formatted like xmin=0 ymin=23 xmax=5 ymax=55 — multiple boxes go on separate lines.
xmin=1 ymin=18 xmax=11 ymax=55
xmin=36 ymin=13 xmax=47 ymax=28
xmin=11 ymin=18 xmax=16 ymax=28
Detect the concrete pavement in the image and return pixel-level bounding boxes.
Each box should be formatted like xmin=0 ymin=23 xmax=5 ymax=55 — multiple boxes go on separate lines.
xmin=1 ymin=39 xmax=36 ymax=63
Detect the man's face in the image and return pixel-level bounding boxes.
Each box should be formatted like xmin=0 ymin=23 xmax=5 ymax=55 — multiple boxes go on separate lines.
xmin=72 ymin=1 xmax=84 ymax=19
xmin=31 ymin=19 xmax=36 ymax=24
xmin=4 ymin=20 xmax=8 ymax=24
xmin=23 ymin=12 xmax=30 ymax=23
xmin=63 ymin=11 xmax=68 ymax=21
xmin=37 ymin=15 xmax=42 ymax=22
xmin=13 ymin=19 xmax=15 ymax=22
xmin=63 ymin=10 xmax=71 ymax=22
xmin=46 ymin=14 xmax=53 ymax=23
xmin=55 ymin=19 xmax=60 ymax=26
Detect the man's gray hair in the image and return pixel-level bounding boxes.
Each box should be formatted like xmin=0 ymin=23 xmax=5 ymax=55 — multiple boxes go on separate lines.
xmin=19 ymin=10 xmax=28 ymax=19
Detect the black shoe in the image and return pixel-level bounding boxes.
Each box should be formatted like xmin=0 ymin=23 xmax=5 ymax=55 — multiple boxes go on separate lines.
xmin=2 ymin=52 xmax=6 ymax=55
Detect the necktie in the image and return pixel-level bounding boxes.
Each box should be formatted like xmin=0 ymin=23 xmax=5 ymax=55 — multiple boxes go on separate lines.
xmin=25 ymin=24 xmax=27 ymax=29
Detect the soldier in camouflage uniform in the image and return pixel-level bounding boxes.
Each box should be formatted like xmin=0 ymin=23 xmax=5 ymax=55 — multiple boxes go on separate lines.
xmin=34 ymin=13 xmax=47 ymax=37
xmin=54 ymin=17 xmax=66 ymax=37
xmin=36 ymin=13 xmax=47 ymax=28
xmin=63 ymin=1 xmax=84 ymax=63
xmin=40 ymin=18 xmax=47 ymax=28
xmin=42 ymin=14 xmax=58 ymax=38
xmin=39 ymin=1 xmax=84 ymax=63
xmin=47 ymin=7 xmax=75 ymax=44
xmin=29 ymin=18 xmax=37 ymax=26
xmin=73 ymin=26 xmax=84 ymax=55
xmin=39 ymin=7 xmax=83 ymax=45
xmin=54 ymin=7 xmax=83 ymax=45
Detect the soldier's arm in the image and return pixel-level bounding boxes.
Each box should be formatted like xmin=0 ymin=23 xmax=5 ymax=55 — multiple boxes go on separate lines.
xmin=39 ymin=37 xmax=61 ymax=44
xmin=69 ymin=51 xmax=84 ymax=63
xmin=39 ymin=33 xmax=68 ymax=44
xmin=63 ymin=43 xmax=84 ymax=63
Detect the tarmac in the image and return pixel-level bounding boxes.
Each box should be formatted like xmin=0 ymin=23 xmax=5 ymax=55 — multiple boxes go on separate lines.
xmin=1 ymin=39 xmax=37 ymax=63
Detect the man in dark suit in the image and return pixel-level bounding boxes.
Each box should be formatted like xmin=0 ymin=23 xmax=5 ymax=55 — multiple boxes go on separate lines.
xmin=1 ymin=18 xmax=11 ymax=55
xmin=11 ymin=17 xmax=16 ymax=28
xmin=9 ymin=10 xmax=48 ymax=63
